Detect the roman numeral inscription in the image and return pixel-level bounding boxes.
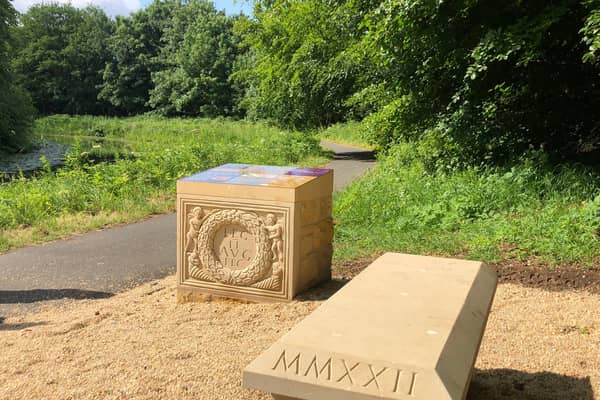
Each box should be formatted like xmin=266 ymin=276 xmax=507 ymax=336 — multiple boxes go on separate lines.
xmin=363 ymin=364 xmax=387 ymax=390
xmin=272 ymin=350 xmax=418 ymax=396
xmin=304 ymin=355 xmax=332 ymax=380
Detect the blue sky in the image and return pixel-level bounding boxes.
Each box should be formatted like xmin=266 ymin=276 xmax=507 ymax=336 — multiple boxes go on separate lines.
xmin=13 ymin=0 xmax=254 ymax=17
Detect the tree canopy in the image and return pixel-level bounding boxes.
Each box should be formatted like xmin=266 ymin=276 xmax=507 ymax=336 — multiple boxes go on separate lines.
xmin=99 ymin=1 xmax=176 ymax=115
xmin=5 ymin=0 xmax=600 ymax=165
xmin=12 ymin=0 xmax=242 ymax=118
xmin=148 ymin=0 xmax=240 ymax=117
xmin=240 ymin=0 xmax=600 ymax=165
xmin=13 ymin=3 xmax=114 ymax=115
xmin=235 ymin=0 xmax=375 ymax=129
xmin=0 ymin=0 xmax=34 ymax=153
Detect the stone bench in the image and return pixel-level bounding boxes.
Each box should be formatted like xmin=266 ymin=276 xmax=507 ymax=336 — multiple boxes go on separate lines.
xmin=243 ymin=252 xmax=497 ymax=400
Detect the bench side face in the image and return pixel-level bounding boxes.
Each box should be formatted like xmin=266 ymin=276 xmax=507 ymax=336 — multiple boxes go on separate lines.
xmin=243 ymin=252 xmax=498 ymax=400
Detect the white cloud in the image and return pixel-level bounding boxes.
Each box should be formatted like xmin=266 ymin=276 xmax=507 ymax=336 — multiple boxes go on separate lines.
xmin=11 ymin=0 xmax=143 ymax=17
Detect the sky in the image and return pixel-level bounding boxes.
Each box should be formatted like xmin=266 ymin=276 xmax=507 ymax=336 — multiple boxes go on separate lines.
xmin=11 ymin=0 xmax=253 ymax=17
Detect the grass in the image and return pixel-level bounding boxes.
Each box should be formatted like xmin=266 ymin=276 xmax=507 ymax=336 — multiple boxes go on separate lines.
xmin=333 ymin=142 xmax=600 ymax=267
xmin=34 ymin=115 xmax=327 ymax=166
xmin=317 ymin=121 xmax=373 ymax=149
xmin=4 ymin=116 xmax=599 ymax=267
xmin=0 ymin=115 xmax=328 ymax=253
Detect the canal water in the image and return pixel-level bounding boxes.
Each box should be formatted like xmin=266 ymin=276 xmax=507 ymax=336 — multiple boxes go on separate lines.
xmin=0 ymin=141 xmax=70 ymax=175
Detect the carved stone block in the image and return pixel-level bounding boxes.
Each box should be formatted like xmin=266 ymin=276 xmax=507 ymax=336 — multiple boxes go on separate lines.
xmin=176 ymin=164 xmax=333 ymax=302
xmin=243 ymin=253 xmax=498 ymax=399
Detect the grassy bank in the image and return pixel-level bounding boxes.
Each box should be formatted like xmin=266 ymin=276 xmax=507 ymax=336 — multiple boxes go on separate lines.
xmin=334 ymin=143 xmax=600 ymax=267
xmin=317 ymin=122 xmax=372 ymax=150
xmin=0 ymin=115 xmax=327 ymax=253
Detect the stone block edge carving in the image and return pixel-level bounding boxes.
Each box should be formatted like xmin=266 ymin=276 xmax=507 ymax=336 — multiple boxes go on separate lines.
xmin=244 ymin=345 xmax=430 ymax=400
xmin=179 ymin=198 xmax=291 ymax=299
xmin=271 ymin=349 xmax=419 ymax=396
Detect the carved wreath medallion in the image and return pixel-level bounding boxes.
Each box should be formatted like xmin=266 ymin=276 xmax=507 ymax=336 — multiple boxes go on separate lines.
xmin=185 ymin=208 xmax=284 ymax=291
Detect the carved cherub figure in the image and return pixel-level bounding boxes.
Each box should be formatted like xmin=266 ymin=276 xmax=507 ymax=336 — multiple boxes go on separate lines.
xmin=271 ymin=261 xmax=283 ymax=278
xmin=185 ymin=207 xmax=204 ymax=254
xmin=264 ymin=213 xmax=283 ymax=262
xmin=188 ymin=251 xmax=200 ymax=269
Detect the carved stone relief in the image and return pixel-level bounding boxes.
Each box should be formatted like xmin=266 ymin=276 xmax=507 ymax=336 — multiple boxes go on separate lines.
xmin=271 ymin=349 xmax=418 ymax=396
xmin=184 ymin=206 xmax=285 ymax=291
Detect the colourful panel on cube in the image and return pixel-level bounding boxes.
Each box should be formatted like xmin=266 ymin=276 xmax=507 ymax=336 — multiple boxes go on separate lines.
xmin=286 ymin=168 xmax=331 ymax=177
xmin=180 ymin=164 xmax=331 ymax=186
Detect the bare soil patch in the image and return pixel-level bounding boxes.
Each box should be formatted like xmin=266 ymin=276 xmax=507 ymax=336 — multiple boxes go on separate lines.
xmin=334 ymin=257 xmax=600 ymax=294
xmin=493 ymin=261 xmax=600 ymax=294
xmin=0 ymin=263 xmax=598 ymax=400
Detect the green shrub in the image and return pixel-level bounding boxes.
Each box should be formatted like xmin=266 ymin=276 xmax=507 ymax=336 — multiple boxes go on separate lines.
xmin=357 ymin=0 xmax=600 ymax=166
xmin=242 ymin=0 xmax=600 ymax=166
xmin=334 ymin=143 xmax=600 ymax=265
xmin=0 ymin=85 xmax=35 ymax=153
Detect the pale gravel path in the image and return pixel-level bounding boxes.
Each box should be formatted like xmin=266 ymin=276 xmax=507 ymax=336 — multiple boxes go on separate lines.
xmin=0 ymin=142 xmax=375 ymax=317
xmin=0 ymin=276 xmax=597 ymax=400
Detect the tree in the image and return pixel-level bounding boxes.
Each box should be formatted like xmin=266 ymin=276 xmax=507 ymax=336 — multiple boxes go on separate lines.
xmin=99 ymin=1 xmax=178 ymax=115
xmin=357 ymin=0 xmax=600 ymax=165
xmin=582 ymin=0 xmax=600 ymax=65
xmin=12 ymin=3 xmax=113 ymax=115
xmin=238 ymin=0 xmax=600 ymax=165
xmin=237 ymin=0 xmax=373 ymax=129
xmin=63 ymin=6 xmax=115 ymax=114
xmin=148 ymin=0 xmax=240 ymax=117
xmin=0 ymin=0 xmax=34 ymax=152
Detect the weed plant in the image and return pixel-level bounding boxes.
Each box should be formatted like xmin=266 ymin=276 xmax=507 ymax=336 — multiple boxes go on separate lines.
xmin=334 ymin=143 xmax=600 ymax=266
xmin=0 ymin=115 xmax=326 ymax=252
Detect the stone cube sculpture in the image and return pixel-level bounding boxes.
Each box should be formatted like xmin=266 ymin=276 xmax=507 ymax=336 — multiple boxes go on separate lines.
xmin=176 ymin=164 xmax=333 ymax=302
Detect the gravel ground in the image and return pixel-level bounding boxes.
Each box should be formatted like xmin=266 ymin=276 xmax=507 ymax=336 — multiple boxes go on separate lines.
xmin=0 ymin=275 xmax=598 ymax=400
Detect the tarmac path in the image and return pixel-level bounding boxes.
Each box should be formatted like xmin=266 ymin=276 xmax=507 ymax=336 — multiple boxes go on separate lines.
xmin=0 ymin=142 xmax=375 ymax=317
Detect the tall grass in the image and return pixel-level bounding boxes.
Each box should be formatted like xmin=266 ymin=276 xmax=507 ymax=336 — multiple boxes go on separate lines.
xmin=35 ymin=115 xmax=324 ymax=164
xmin=317 ymin=122 xmax=372 ymax=149
xmin=0 ymin=115 xmax=327 ymax=252
xmin=334 ymin=143 xmax=600 ymax=266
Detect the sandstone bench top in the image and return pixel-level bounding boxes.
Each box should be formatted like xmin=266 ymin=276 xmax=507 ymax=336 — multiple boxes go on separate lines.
xmin=243 ymin=252 xmax=497 ymax=400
